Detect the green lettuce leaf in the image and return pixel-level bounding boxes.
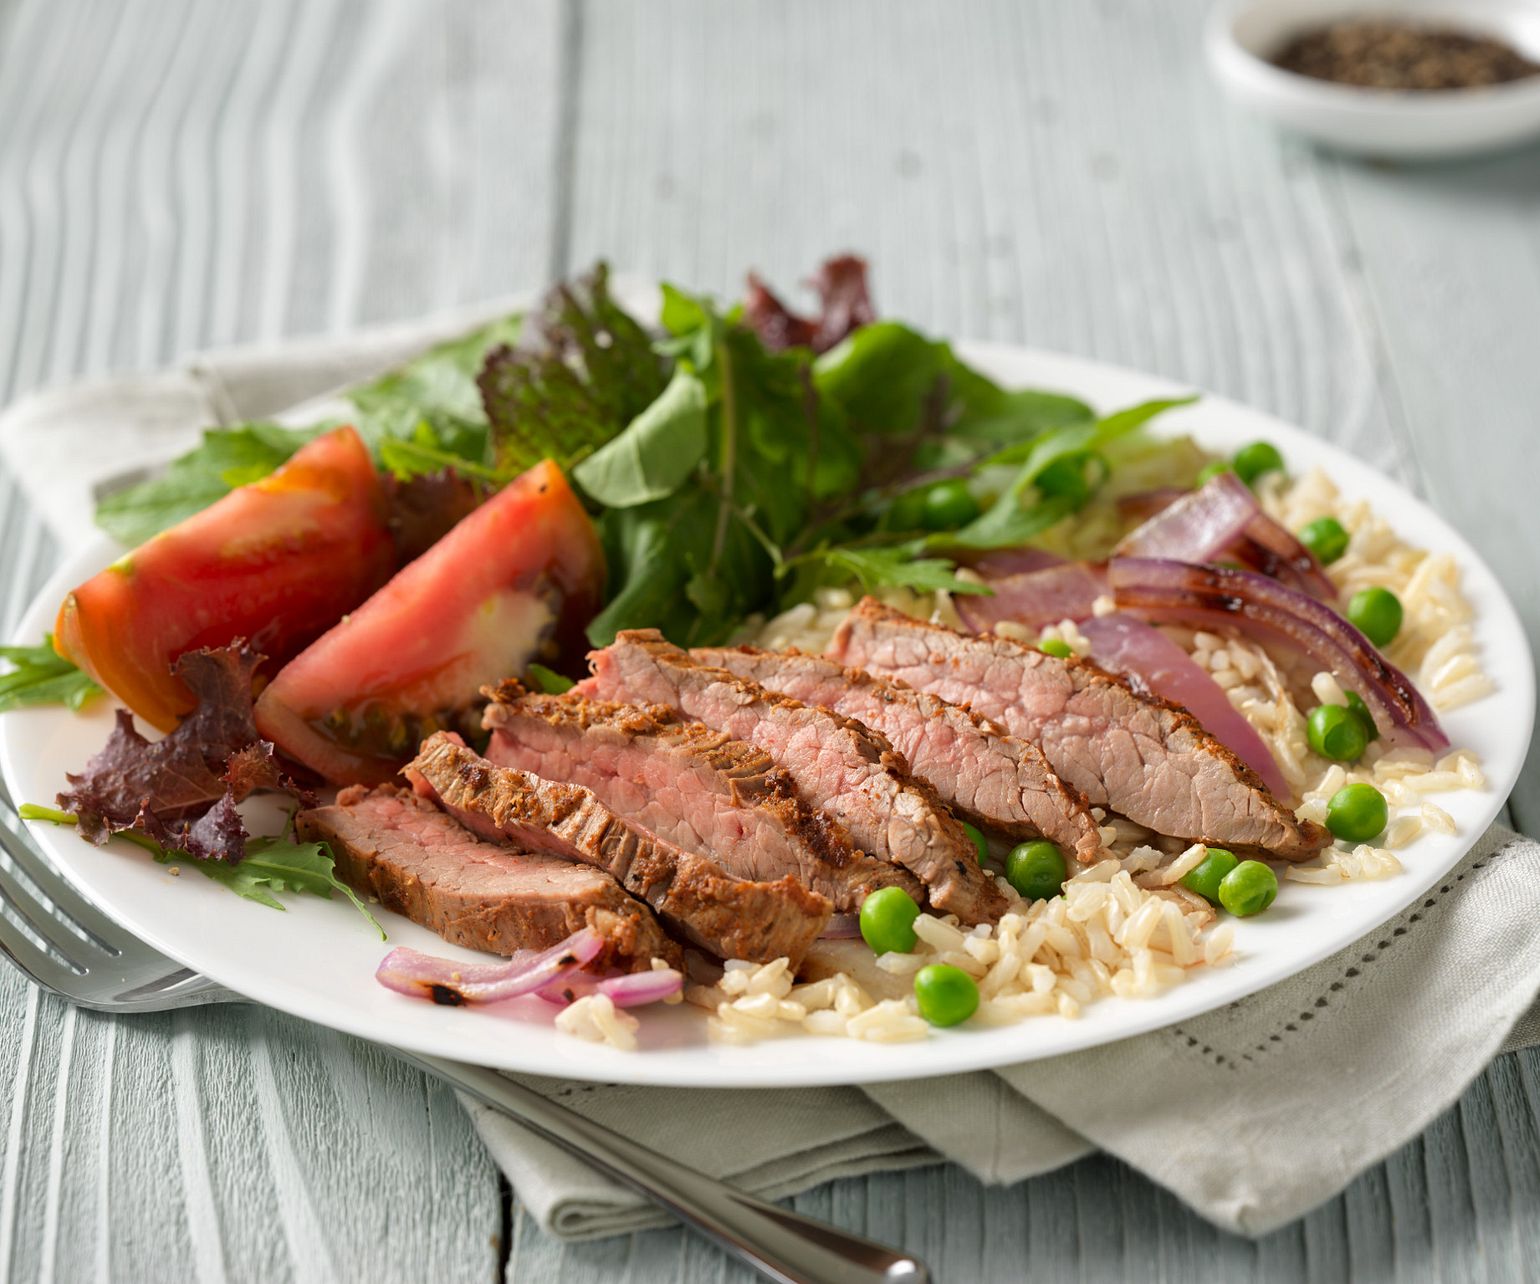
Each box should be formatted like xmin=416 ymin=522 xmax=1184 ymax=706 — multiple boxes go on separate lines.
xmin=94 ymin=423 xmax=325 ymax=545
xmin=0 ymin=636 xmax=102 ymax=713
xmin=571 ymin=368 xmax=708 ymax=507
xmin=155 ymin=835 xmax=383 ymax=936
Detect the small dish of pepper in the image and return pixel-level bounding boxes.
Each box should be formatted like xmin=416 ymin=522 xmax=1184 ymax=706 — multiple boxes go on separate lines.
xmin=1206 ymin=0 xmax=1540 ymax=158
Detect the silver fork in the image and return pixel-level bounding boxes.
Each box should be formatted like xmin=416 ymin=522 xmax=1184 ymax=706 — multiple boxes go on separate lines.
xmin=0 ymin=801 xmax=928 ymax=1284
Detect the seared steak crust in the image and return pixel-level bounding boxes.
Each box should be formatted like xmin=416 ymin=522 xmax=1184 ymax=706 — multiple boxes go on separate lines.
xmin=584 ymin=631 xmax=1004 ymax=922
xmin=296 ymin=785 xmax=679 ymax=969
xmin=830 ymin=599 xmax=1328 ymax=860
xmin=482 ymin=688 xmax=922 ymax=910
xmin=408 ymin=733 xmax=831 ymax=964
xmin=695 ymin=643 xmax=1104 ymax=864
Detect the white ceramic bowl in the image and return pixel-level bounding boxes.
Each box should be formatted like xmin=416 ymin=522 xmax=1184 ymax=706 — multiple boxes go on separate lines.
xmin=1206 ymin=0 xmax=1540 ymax=158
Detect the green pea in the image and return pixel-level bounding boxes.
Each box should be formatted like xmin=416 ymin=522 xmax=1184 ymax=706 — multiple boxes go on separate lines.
xmin=1233 ymin=441 xmax=1286 ymax=487
xmin=1180 ymin=847 xmax=1239 ymax=904
xmin=1326 ymin=783 xmax=1389 ymax=843
xmin=858 ymin=886 xmax=921 ymax=955
xmin=1298 ymin=516 xmax=1349 ymax=565
xmin=1038 ymin=638 xmax=1074 ymax=659
xmin=960 ymin=821 xmax=988 ymax=863
xmin=1217 ymin=860 xmax=1278 ymax=917
xmin=1345 ymin=690 xmax=1379 ymax=743
xmin=1306 ymin=704 xmax=1368 ymax=763
xmin=1347 ymin=587 xmax=1403 ymax=648
xmin=913 ymin=964 xmax=980 ymax=1027
xmin=920 ymin=480 xmax=981 ymax=531
xmin=1195 ymin=460 xmax=1233 ymax=486
xmin=1005 ymin=841 xmax=1067 ymax=901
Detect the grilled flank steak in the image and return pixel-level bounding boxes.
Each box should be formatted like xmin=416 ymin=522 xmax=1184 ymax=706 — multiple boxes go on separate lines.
xmin=830 ymin=599 xmax=1329 ymax=860
xmin=482 ymin=689 xmax=924 ymax=911
xmin=582 ymin=631 xmax=1004 ymax=923
xmin=296 ymin=785 xmax=680 ymax=970
xmin=695 ymin=643 xmax=1105 ymax=864
xmin=407 ymin=733 xmax=831 ymax=965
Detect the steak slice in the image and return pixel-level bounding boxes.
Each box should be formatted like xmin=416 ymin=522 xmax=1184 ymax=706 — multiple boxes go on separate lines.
xmin=695 ymin=644 xmax=1104 ymax=865
xmin=830 ymin=599 xmax=1329 ymax=860
xmin=296 ymin=785 xmax=679 ymax=969
xmin=407 ymin=733 xmax=831 ymax=964
xmin=582 ymin=631 xmax=1004 ymax=923
xmin=482 ymin=689 xmax=922 ymax=911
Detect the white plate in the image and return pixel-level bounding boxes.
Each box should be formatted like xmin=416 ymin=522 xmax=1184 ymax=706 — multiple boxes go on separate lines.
xmin=2 ymin=344 xmax=1532 ymax=1087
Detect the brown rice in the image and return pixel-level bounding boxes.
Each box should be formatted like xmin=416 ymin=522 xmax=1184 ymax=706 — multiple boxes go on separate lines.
xmin=563 ymin=466 xmax=1492 ymax=1048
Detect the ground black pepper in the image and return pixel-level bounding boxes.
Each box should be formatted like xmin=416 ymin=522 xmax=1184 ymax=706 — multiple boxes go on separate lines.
xmin=1272 ymin=20 xmax=1540 ymax=91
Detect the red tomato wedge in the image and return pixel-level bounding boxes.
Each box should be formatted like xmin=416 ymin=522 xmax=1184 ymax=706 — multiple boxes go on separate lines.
xmin=56 ymin=425 xmax=394 ymax=732
xmin=254 ymin=459 xmax=605 ymax=785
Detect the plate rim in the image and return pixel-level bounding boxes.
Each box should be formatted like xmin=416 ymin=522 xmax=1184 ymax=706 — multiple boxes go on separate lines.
xmin=2 ymin=339 xmax=1532 ymax=1088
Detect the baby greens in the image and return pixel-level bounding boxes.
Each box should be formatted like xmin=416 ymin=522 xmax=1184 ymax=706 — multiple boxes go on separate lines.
xmin=83 ymin=257 xmax=1199 ymax=658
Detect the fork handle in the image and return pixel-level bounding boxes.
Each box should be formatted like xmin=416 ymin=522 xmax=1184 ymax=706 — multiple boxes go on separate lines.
xmin=395 ymin=1051 xmax=930 ymax=1284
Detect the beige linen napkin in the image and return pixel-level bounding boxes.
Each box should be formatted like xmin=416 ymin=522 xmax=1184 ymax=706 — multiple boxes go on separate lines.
xmin=4 ymin=312 xmax=1535 ymax=1242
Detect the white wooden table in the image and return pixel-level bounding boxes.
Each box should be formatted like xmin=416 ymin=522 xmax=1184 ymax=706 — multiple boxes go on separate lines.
xmin=2 ymin=2 xmax=1538 ymax=1279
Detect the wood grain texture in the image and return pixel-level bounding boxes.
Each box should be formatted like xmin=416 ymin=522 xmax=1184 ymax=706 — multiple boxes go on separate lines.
xmin=2 ymin=0 xmax=1539 ymax=1280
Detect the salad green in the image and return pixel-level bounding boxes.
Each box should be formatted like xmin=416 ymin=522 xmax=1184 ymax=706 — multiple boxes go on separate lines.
xmin=81 ymin=261 xmax=1199 ymax=653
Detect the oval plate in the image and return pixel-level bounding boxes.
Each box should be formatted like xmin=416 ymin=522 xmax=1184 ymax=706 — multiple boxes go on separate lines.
xmin=2 ymin=343 xmax=1532 ymax=1087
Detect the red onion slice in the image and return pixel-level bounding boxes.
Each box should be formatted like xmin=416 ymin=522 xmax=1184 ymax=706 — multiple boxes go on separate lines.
xmin=956 ymin=562 xmax=1107 ymax=634
xmin=962 ymin=548 xmax=1066 ymax=579
xmin=536 ymin=967 xmax=684 ymax=1008
xmin=1115 ymin=487 xmax=1188 ymax=525
xmin=1116 ymin=473 xmax=1336 ymax=600
xmin=819 ymin=912 xmax=861 ymax=940
xmin=1115 ymin=472 xmax=1259 ymax=562
xmin=375 ymin=928 xmax=605 ymax=1006
xmin=1079 ymin=615 xmax=1290 ymax=797
xmin=1108 ymin=557 xmax=1447 ymax=752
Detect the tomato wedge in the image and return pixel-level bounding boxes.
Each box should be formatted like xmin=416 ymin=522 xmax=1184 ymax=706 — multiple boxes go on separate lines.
xmin=254 ymin=460 xmax=605 ymax=785
xmin=56 ymin=426 xmax=394 ymax=732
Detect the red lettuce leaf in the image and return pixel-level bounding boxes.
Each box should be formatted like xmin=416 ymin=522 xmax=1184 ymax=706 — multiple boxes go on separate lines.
xmin=744 ymin=254 xmax=875 ymax=354
xmin=58 ymin=642 xmax=307 ymax=861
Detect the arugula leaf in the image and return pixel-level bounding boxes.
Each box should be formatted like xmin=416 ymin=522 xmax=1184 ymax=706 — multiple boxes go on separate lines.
xmin=23 ymin=803 xmax=382 ymax=936
xmin=0 ymin=637 xmax=102 ymax=713
xmin=378 ymin=433 xmax=498 ymax=484
xmin=571 ymin=368 xmax=708 ymax=507
xmin=479 ymin=264 xmax=667 ymax=476
xmin=95 ymin=423 xmax=324 ymax=545
xmin=154 ymin=835 xmax=383 ymax=936
xmin=789 ymin=545 xmax=993 ymax=598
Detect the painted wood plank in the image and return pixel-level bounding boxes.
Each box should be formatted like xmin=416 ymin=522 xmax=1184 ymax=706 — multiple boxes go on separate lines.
xmin=0 ymin=0 xmax=569 ymax=1279
xmin=1320 ymin=151 xmax=1540 ymax=832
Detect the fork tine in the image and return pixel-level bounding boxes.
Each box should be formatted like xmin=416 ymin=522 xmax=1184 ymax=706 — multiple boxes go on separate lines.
xmin=0 ymin=817 xmax=142 ymax=955
xmin=0 ymin=893 xmax=73 ymax=995
xmin=0 ymin=858 xmax=99 ymax=969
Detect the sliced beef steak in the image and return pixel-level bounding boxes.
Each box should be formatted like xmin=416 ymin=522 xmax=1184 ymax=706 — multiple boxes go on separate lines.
xmin=695 ymin=644 xmax=1104 ymax=864
xmin=408 ymin=733 xmax=831 ymax=964
xmin=830 ymin=599 xmax=1328 ymax=860
xmin=582 ymin=631 xmax=1004 ymax=923
xmin=482 ymin=690 xmax=922 ymax=911
xmin=296 ymin=785 xmax=679 ymax=969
